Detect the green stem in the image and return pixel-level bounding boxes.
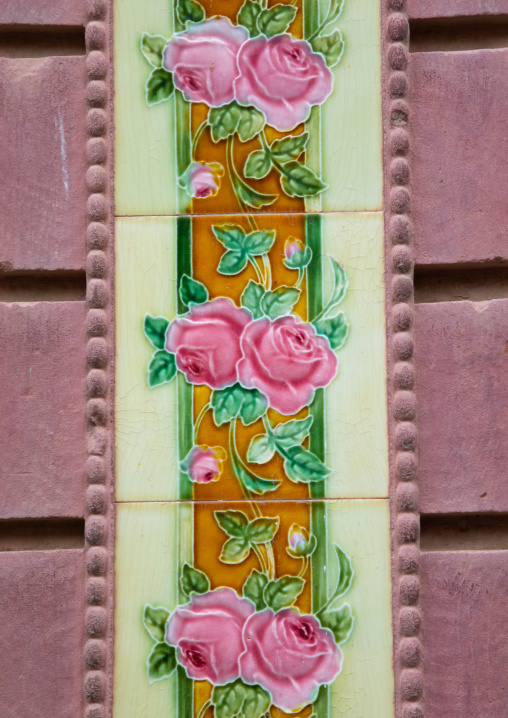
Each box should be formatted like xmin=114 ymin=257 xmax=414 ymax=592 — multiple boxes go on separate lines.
xmin=252 ymin=542 xmax=270 ymax=576
xmin=262 ymin=254 xmax=272 ymax=290
xmin=298 ymin=556 xmax=309 ymax=578
xmin=229 ymin=420 xmax=261 ymax=518
xmin=193 ymin=402 xmax=211 ymax=444
xmin=196 ymin=699 xmax=212 ymax=718
xmin=295 ymin=267 xmax=305 ymax=289
xmin=307 ymin=0 xmax=344 ymax=42
xmin=315 ymin=582 xmax=343 ymax=618
xmin=248 ymin=256 xmax=265 ymax=286
xmin=192 ymin=120 xmax=208 ymax=160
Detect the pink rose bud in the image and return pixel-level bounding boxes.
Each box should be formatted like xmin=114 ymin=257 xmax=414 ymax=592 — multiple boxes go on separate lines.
xmin=179 ymin=161 xmax=225 ymax=199
xmin=284 ymin=239 xmax=304 ymax=259
xmin=287 ymin=523 xmax=317 ymax=558
xmin=181 ymin=445 xmax=227 ymax=484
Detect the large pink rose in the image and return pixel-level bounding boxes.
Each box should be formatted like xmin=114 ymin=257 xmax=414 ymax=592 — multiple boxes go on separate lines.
xmin=234 ymin=35 xmax=333 ymax=131
xmin=239 ymin=609 xmax=342 ymax=711
xmin=237 ymin=315 xmax=337 ymax=415
xmin=163 ymin=18 xmax=248 ymax=106
xmin=166 ymin=298 xmax=251 ymax=389
xmin=167 ymin=588 xmax=255 ymax=684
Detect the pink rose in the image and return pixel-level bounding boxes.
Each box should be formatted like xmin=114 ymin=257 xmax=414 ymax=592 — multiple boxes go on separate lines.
xmin=234 ymin=35 xmax=333 ymax=131
xmin=239 ymin=609 xmax=342 ymax=711
xmin=237 ymin=315 xmax=337 ymax=415
xmin=181 ymin=445 xmax=227 ymax=484
xmin=179 ymin=161 xmax=224 ymax=199
xmin=166 ymin=588 xmax=254 ymax=684
xmin=163 ymin=18 xmax=248 ymax=106
xmin=285 ymin=239 xmax=304 ymax=259
xmin=166 ymin=298 xmax=251 ymax=389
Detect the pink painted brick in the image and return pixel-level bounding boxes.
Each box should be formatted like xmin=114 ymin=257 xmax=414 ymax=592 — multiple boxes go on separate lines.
xmin=415 ymin=300 xmax=508 ymax=513
xmin=421 ymin=551 xmax=508 ymax=717
xmin=0 ymin=0 xmax=86 ymax=25
xmin=0 ymin=550 xmax=84 ymax=717
xmin=0 ymin=57 xmax=87 ymax=271
xmin=408 ymin=0 xmax=508 ymax=18
xmin=410 ymin=50 xmax=508 ymax=265
xmin=0 ymin=302 xmax=86 ymax=518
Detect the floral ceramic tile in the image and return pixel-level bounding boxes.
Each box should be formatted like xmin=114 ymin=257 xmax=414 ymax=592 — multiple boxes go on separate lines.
xmin=114 ymin=499 xmax=394 ymax=718
xmin=114 ymin=0 xmax=382 ymax=216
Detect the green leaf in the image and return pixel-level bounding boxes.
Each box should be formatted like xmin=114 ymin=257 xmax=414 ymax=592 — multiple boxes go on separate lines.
xmin=273 ymin=416 xmax=313 ymax=449
xmin=213 ymin=680 xmax=246 ymax=718
xmin=332 ymin=544 xmax=354 ymax=598
xmin=247 ymin=516 xmax=279 ymax=543
xmin=234 ymin=175 xmax=278 ymax=209
xmin=311 ymin=29 xmax=345 ymax=68
xmin=244 ymin=230 xmax=276 ymax=256
xmin=179 ymin=274 xmax=209 ymax=306
xmin=143 ymin=605 xmax=170 ymax=642
xmin=237 ymin=0 xmax=262 ymax=37
xmin=283 ymin=445 xmax=332 ymax=483
xmin=244 ymin=150 xmax=272 ymax=179
xmin=314 ymin=313 xmax=349 ymax=350
xmin=242 ymin=570 xmax=268 ymax=610
xmin=144 ymin=314 xmax=169 ymax=350
xmin=257 ymin=4 xmax=297 ymax=36
xmin=140 ymin=33 xmax=167 ymax=68
xmin=176 ymin=0 xmax=205 ymax=24
xmin=247 ymin=434 xmax=276 ymax=464
xmin=211 ymin=385 xmax=246 ymax=425
xmin=319 ymin=604 xmax=354 ymax=644
xmin=218 ymin=250 xmax=248 ymax=275
xmin=234 ymin=456 xmax=281 ymax=495
xmin=321 ymin=259 xmax=348 ymax=318
xmin=209 ymin=102 xmax=242 ymax=142
xmin=148 ymin=350 xmax=176 ymax=388
xmin=220 ymin=537 xmax=251 ymax=564
xmin=242 ymin=684 xmax=271 ymax=718
xmin=215 ymin=510 xmax=249 ymax=538
xmin=147 ymin=642 xmax=177 ymax=683
xmin=241 ymin=280 xmax=266 ymax=319
xmin=239 ymin=388 xmax=267 ymax=425
xmin=146 ymin=68 xmax=174 ymax=106
xmin=261 ymin=285 xmax=300 ymax=319
xmin=180 ymin=562 xmax=210 ymax=597
xmin=238 ymin=106 xmax=265 ymax=142
xmin=280 ymin=161 xmax=327 ymax=197
xmin=283 ymin=245 xmax=313 ymax=270
xmin=212 ymin=224 xmax=246 ymax=251
xmin=264 ymin=575 xmax=305 ymax=610
xmin=270 ymin=132 xmax=309 ymax=163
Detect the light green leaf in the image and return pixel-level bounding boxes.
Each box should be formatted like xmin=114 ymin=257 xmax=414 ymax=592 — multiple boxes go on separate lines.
xmin=209 ymin=102 xmax=242 ymax=142
xmin=144 ymin=314 xmax=169 ymax=350
xmin=244 ymin=230 xmax=276 ymax=256
xmin=280 ymin=161 xmax=327 ymax=197
xmin=143 ymin=605 xmax=170 ymax=642
xmin=215 ymin=510 xmax=249 ymax=538
xmin=241 ymin=280 xmax=266 ymax=319
xmin=261 ymin=285 xmax=300 ymax=319
xmin=234 ymin=175 xmax=278 ymax=209
xmin=238 ymin=106 xmax=265 ymax=141
xmin=273 ymin=416 xmax=313 ymax=449
xmin=247 ymin=516 xmax=279 ymax=543
xmin=220 ymin=537 xmax=251 ymax=564
xmin=247 ymin=434 xmax=276 ymax=464
xmin=211 ymin=384 xmax=246 ymax=425
xmin=180 ymin=562 xmax=210 ymax=597
xmin=213 ymin=680 xmax=246 ymax=718
xmin=237 ymin=0 xmax=262 ymax=37
xmin=239 ymin=388 xmax=267 ymax=425
xmin=283 ymin=445 xmax=332 ymax=483
xmin=148 ymin=350 xmax=176 ymax=388
xmin=212 ymin=224 xmax=246 ymax=250
xmin=311 ymin=29 xmax=345 ymax=68
xmin=264 ymin=575 xmax=305 ymax=610
xmin=332 ymin=544 xmax=354 ymax=598
xmin=176 ymin=0 xmax=206 ymax=24
xmin=145 ymin=68 xmax=174 ymax=106
xmin=283 ymin=245 xmax=313 ymax=270
xmin=270 ymin=132 xmax=309 ymax=162
xmin=234 ymin=456 xmax=281 ymax=495
xmin=140 ymin=33 xmax=167 ymax=68
xmin=242 ymin=684 xmax=271 ymax=718
xmin=321 ymin=259 xmax=348 ymax=318
xmin=218 ymin=250 xmax=248 ymax=275
xmin=242 ymin=570 xmax=268 ymax=610
xmin=179 ymin=274 xmax=209 ymax=306
xmin=244 ymin=150 xmax=272 ymax=179
xmin=319 ymin=604 xmax=354 ymax=644
xmin=313 ymin=313 xmax=349 ymax=350
xmin=147 ymin=642 xmax=177 ymax=683
xmin=257 ymin=4 xmax=297 ymax=36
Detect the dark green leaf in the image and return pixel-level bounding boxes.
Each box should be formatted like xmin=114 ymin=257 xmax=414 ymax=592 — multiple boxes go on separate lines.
xmin=247 ymin=516 xmax=279 ymax=543
xmin=213 ymin=680 xmax=246 ymax=718
xmin=211 ymin=384 xmax=246 ymax=425
xmin=234 ymin=175 xmax=278 ymax=209
xmin=242 ymin=684 xmax=271 ymax=718
xmin=238 ymin=106 xmax=265 ymax=142
xmin=146 ymin=68 xmax=174 ymax=106
xmin=311 ymin=29 xmax=345 ymax=68
xmin=218 ymin=250 xmax=248 ymax=275
xmin=239 ymin=388 xmax=267 ymax=425
xmin=209 ymin=102 xmax=242 ymax=142
xmin=244 ymin=150 xmax=272 ymax=179
xmin=319 ymin=604 xmax=354 ymax=644
xmin=180 ymin=562 xmax=210 ymax=596
xmin=273 ymin=416 xmax=313 ymax=449
xmin=264 ymin=575 xmax=305 ymax=610
xmin=144 ymin=314 xmax=169 ymax=350
xmin=235 ymin=456 xmax=281 ymax=495
xmin=260 ymin=285 xmax=300 ymax=319
xmin=176 ymin=0 xmax=205 ymax=24
xmin=140 ymin=33 xmax=167 ymax=68
xmin=143 ymin=605 xmax=170 ymax=642
xmin=270 ymin=132 xmax=309 ymax=162
xmin=280 ymin=161 xmax=327 ymax=198
xmin=215 ymin=510 xmax=249 ymax=538
xmin=220 ymin=537 xmax=251 ymax=564
xmin=313 ymin=313 xmax=349 ymax=350
xmin=283 ymin=445 xmax=332 ymax=483
xmin=148 ymin=350 xmax=176 ymax=388
xmin=212 ymin=224 xmax=246 ymax=251
xmin=237 ymin=0 xmax=262 ymax=37
xmin=244 ymin=230 xmax=276 ymax=256
xmin=247 ymin=434 xmax=276 ymax=463
xmin=332 ymin=544 xmax=354 ymax=598
xmin=147 ymin=642 xmax=177 ymax=683
xmin=242 ymin=570 xmax=268 ymax=610
xmin=241 ymin=280 xmax=266 ymax=319
xmin=283 ymin=245 xmax=313 ymax=270
xmin=257 ymin=4 xmax=297 ymax=36
xmin=179 ymin=274 xmax=209 ymax=306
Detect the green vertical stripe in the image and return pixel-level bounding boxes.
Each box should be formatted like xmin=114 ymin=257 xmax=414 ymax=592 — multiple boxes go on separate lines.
xmin=177 ymin=216 xmax=193 ymax=502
